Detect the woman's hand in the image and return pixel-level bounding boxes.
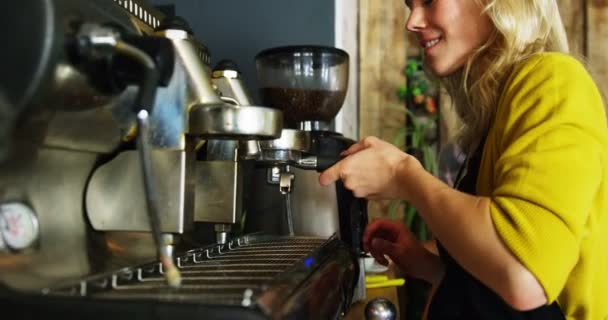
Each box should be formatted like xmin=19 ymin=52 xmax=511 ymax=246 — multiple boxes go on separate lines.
xmin=364 ymin=219 xmax=444 ymax=284
xmin=319 ymin=136 xmax=422 ymax=200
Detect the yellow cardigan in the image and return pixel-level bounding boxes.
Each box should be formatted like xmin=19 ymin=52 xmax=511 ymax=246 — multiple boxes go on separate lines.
xmin=477 ymin=52 xmax=608 ymax=319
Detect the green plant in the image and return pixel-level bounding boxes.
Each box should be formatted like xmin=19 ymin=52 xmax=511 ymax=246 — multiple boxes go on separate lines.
xmin=387 ymin=107 xmax=437 ymax=241
xmin=394 ymin=55 xmax=441 ymax=320
xmin=387 ymin=56 xmax=439 ymax=242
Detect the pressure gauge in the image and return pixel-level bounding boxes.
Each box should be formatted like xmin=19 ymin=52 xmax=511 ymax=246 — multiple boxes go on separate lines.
xmin=0 ymin=202 xmax=39 ymax=250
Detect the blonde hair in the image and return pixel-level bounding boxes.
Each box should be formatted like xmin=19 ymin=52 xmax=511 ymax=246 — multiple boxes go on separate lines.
xmin=442 ymin=0 xmax=569 ymax=152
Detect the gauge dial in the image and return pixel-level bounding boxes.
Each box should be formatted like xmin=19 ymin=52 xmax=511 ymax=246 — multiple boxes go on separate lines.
xmin=0 ymin=202 xmax=39 ymax=250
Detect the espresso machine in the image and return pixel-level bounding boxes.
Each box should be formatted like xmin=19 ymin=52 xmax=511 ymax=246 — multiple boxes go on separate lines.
xmin=243 ymin=46 xmax=368 ymax=256
xmin=242 ymin=46 xmax=369 ymax=304
xmin=0 ymin=1 xmax=360 ymax=319
xmin=202 ymin=44 xmax=368 ymax=268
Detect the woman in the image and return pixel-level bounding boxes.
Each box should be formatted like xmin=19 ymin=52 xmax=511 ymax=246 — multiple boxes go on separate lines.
xmin=320 ymin=0 xmax=608 ymax=319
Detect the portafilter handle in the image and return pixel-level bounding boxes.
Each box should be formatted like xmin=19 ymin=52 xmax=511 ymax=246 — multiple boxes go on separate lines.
xmin=316 ymin=154 xmax=345 ymax=172
xmin=296 ymin=154 xmax=345 ymax=172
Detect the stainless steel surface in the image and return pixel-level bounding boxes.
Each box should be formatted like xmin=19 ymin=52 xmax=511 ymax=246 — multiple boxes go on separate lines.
xmin=0 ymin=146 xmax=98 ymax=290
xmin=4 ymin=1 xmax=142 ymax=154
xmin=45 ymin=236 xmax=328 ymax=301
xmin=0 ymin=0 xmax=174 ymax=292
xmin=42 ymin=96 xmax=123 ymax=153
xmin=214 ymin=224 xmax=232 ymax=244
xmin=365 ymin=298 xmax=397 ymax=320
xmin=194 ymin=160 xmax=242 ymax=224
xmin=101 ymin=232 xmax=172 ymax=265
xmin=255 ymin=129 xmax=327 ymax=170
xmin=206 ymin=139 xmax=238 ymax=161
xmin=155 ymin=29 xmax=221 ymax=107
xmin=245 ymin=167 xmax=340 ymax=239
xmin=284 ymin=193 xmax=295 ymax=236
xmin=259 ymin=129 xmax=311 ymax=152
xmin=290 ymin=168 xmax=340 ymax=238
xmin=44 ymin=236 xmax=327 ymax=303
xmin=211 ymin=69 xmax=254 ymax=106
xmin=25 ymin=235 xmax=360 ymax=320
xmin=188 ymin=104 xmax=283 ymax=139
xmin=86 ymin=149 xmax=194 ymax=233
xmin=116 ymin=62 xmax=188 ymax=150
xmin=295 ymin=155 xmax=319 ymax=169
xmin=135 ymin=109 xmax=182 ymax=287
xmin=299 ymin=120 xmax=331 ymax=131
xmin=240 ymin=140 xmax=262 ymax=159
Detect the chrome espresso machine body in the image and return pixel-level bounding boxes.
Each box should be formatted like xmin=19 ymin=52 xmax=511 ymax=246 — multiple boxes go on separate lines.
xmin=0 ymin=1 xmax=360 ymax=319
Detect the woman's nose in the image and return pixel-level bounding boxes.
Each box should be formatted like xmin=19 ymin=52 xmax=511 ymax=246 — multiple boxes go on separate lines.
xmin=406 ymin=7 xmax=427 ymax=32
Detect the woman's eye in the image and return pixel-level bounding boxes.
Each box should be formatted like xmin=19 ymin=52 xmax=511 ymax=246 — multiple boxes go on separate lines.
xmin=423 ymin=0 xmax=434 ymax=5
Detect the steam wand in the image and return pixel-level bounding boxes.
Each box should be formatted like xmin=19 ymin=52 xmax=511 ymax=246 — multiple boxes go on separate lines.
xmin=72 ymin=23 xmax=181 ymax=287
xmin=278 ymin=166 xmax=295 ymax=236
xmin=114 ymin=41 xmax=182 ymax=288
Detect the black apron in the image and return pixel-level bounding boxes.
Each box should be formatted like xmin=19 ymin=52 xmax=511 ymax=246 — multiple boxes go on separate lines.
xmin=426 ymin=140 xmax=565 ymax=320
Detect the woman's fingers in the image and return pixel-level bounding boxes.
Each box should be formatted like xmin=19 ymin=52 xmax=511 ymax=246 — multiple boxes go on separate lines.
xmin=341 ymin=136 xmax=378 ymax=156
xmin=370 ymin=238 xmax=398 ymax=266
xmin=320 ymin=141 xmax=373 ymax=187
xmin=370 ymin=240 xmax=390 ymax=265
xmin=363 ymin=220 xmax=400 ymax=251
xmin=340 ymin=142 xmax=365 ymax=156
xmin=319 ymin=160 xmax=343 ymax=186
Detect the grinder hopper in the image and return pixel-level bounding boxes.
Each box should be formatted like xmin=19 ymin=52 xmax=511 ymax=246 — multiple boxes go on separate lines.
xmin=255 ymin=45 xmax=349 ymax=127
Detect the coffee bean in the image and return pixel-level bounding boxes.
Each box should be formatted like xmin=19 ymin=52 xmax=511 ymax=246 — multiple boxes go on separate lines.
xmin=260 ymin=87 xmax=346 ymax=123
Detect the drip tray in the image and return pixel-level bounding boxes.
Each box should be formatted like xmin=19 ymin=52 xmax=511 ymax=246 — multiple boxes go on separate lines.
xmin=3 ymin=235 xmax=360 ymax=320
xmin=44 ymin=236 xmax=328 ymax=305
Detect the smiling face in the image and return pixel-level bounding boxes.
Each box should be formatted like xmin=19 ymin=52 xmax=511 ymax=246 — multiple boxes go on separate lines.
xmin=405 ymin=0 xmax=493 ymax=77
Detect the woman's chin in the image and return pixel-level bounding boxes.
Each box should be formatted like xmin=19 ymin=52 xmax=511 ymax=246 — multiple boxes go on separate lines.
xmin=424 ymin=58 xmax=463 ymax=78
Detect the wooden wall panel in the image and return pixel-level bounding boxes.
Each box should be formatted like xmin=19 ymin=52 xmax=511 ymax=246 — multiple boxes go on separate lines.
xmin=359 ymin=0 xmax=408 ymax=219
xmin=359 ymin=1 xmax=407 ymax=141
xmin=557 ymin=0 xmax=586 ymax=57
xmin=587 ymin=0 xmax=608 ymax=98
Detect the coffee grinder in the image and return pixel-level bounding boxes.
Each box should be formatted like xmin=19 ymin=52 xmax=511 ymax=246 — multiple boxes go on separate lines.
xmin=243 ymin=45 xmax=368 ymax=256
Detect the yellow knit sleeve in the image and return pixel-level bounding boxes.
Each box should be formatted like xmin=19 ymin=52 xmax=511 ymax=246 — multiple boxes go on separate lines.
xmin=489 ymin=53 xmax=607 ymax=303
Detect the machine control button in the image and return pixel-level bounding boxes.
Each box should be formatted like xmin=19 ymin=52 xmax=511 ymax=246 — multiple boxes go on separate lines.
xmin=0 ymin=202 xmax=40 ymax=250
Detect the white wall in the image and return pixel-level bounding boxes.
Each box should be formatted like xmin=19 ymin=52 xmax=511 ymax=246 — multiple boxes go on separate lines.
xmin=334 ymin=0 xmax=359 ymax=140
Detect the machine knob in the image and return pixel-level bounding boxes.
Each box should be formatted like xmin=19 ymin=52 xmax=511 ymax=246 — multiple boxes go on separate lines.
xmin=155 ymin=16 xmax=194 ymax=35
xmin=213 ymin=59 xmax=240 ymax=73
xmin=364 ymin=297 xmax=397 ymax=320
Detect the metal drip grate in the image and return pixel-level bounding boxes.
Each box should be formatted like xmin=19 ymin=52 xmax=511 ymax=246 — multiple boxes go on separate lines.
xmin=43 ymin=236 xmax=328 ymax=306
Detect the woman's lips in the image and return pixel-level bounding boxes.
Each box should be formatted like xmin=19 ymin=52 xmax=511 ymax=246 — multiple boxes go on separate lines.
xmin=421 ymin=37 xmax=442 ymax=54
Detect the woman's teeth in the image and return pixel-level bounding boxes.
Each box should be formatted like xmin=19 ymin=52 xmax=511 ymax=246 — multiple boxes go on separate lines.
xmin=425 ymin=38 xmax=440 ymax=48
